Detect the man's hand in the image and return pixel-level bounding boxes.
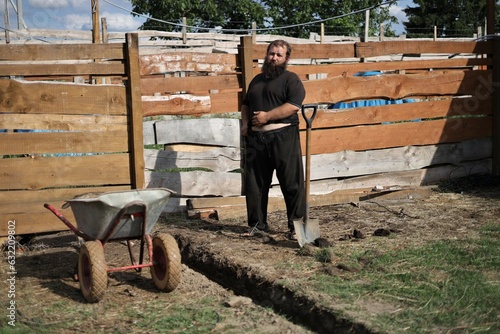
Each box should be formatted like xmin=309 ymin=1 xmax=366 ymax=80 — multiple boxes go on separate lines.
xmin=252 ymin=111 xmax=269 ymax=126
xmin=241 ymin=124 xmax=248 ymax=137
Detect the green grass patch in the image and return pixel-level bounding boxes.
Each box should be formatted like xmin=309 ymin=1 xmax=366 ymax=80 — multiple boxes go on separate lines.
xmin=311 ymin=222 xmax=500 ymax=333
xmin=123 ymin=297 xmax=222 ymax=333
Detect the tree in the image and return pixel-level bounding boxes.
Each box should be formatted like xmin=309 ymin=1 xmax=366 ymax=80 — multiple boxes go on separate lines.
xmin=403 ymin=0 xmax=500 ymax=38
xmin=131 ymin=0 xmax=399 ymax=38
xmin=131 ymin=0 xmax=267 ymax=33
xmin=265 ymin=0 xmax=398 ymax=38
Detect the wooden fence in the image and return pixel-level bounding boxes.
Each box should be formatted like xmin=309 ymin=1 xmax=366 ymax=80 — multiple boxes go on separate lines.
xmin=141 ymin=37 xmax=498 ymax=216
xmin=0 ymin=33 xmax=144 ymax=236
xmin=1 ymin=34 xmax=499 ymax=236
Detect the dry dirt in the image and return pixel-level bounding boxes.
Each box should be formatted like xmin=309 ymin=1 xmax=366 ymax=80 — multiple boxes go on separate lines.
xmin=2 ymin=174 xmax=500 ymax=333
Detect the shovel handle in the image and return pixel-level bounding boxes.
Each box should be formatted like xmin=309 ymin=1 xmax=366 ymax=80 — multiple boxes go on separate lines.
xmin=301 ymin=104 xmax=318 ymax=129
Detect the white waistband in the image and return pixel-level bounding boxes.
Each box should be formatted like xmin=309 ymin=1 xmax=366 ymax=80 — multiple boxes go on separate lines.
xmin=251 ymin=123 xmax=291 ymax=132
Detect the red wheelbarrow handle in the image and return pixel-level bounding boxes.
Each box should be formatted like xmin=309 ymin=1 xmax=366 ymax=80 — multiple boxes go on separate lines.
xmin=44 ymin=203 xmax=91 ymax=241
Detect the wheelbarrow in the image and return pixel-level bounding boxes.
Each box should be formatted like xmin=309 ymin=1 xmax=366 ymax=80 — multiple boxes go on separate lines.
xmin=44 ymin=188 xmax=181 ymax=303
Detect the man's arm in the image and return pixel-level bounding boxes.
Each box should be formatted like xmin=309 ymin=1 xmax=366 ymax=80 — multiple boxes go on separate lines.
xmin=251 ymin=102 xmax=299 ymax=127
xmin=241 ymin=104 xmax=252 ymax=136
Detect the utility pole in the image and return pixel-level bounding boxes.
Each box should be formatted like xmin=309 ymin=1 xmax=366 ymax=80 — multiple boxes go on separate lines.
xmin=16 ymin=0 xmax=22 ymax=29
xmin=4 ymin=0 xmax=10 ymax=43
xmin=91 ymin=0 xmax=100 ymax=43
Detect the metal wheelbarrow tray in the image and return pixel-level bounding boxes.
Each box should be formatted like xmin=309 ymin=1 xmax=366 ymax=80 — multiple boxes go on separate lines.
xmin=44 ymin=188 xmax=182 ymax=303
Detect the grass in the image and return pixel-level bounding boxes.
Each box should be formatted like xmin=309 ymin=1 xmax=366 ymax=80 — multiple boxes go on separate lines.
xmin=309 ymin=222 xmax=500 ymax=333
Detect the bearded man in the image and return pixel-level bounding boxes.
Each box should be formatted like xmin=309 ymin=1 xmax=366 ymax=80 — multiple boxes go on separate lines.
xmin=240 ymin=40 xmax=306 ymax=241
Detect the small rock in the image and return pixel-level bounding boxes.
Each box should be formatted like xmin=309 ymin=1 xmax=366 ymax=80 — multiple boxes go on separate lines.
xmin=373 ymin=228 xmax=391 ymax=236
xmin=314 ymin=238 xmax=332 ymax=248
xmin=353 ymin=229 xmax=365 ymax=239
xmin=225 ymin=296 xmax=252 ymax=308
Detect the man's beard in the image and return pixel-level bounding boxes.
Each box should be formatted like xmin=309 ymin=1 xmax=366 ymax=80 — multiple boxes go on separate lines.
xmin=262 ymin=60 xmax=287 ymax=79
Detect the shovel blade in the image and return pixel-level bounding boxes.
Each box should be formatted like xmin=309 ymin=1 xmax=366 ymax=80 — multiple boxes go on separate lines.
xmin=293 ymin=218 xmax=320 ymax=247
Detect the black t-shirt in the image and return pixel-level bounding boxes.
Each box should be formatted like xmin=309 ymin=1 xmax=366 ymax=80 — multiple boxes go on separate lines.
xmin=242 ymin=70 xmax=306 ymax=125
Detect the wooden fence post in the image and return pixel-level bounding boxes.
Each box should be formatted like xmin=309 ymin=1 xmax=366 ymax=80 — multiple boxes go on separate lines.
xmin=125 ymin=33 xmax=146 ymax=188
xmin=239 ymin=36 xmax=254 ymax=98
xmin=182 ymin=17 xmax=187 ymax=44
xmin=493 ymin=37 xmax=500 ymax=176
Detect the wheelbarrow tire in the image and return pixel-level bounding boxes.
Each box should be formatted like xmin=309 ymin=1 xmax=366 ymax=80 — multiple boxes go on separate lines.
xmin=78 ymin=241 xmax=107 ymax=303
xmin=151 ymin=233 xmax=182 ymax=292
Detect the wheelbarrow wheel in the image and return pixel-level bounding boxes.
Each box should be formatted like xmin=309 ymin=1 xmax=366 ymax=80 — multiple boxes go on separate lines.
xmin=151 ymin=233 xmax=182 ymax=292
xmin=78 ymin=241 xmax=107 ymax=303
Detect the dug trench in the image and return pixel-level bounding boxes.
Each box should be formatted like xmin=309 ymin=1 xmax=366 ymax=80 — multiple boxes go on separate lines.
xmin=173 ymin=231 xmax=373 ymax=334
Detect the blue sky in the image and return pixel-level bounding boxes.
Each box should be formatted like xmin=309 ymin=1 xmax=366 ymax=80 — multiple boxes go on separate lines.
xmin=3 ymin=0 xmax=414 ymax=35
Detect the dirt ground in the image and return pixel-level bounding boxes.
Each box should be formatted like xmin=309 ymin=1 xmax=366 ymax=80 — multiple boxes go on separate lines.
xmin=2 ymin=174 xmax=500 ymax=333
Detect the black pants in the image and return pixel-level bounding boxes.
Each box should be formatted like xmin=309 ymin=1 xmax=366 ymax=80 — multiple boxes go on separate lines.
xmin=244 ymin=125 xmax=305 ymax=231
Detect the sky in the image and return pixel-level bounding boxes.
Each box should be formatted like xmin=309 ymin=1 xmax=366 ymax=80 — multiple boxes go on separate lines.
xmin=2 ymin=0 xmax=415 ymax=35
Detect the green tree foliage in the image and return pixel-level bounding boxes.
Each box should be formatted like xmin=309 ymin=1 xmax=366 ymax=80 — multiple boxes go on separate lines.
xmin=265 ymin=0 xmax=398 ymax=38
xmin=131 ymin=0 xmax=399 ymax=38
xmin=131 ymin=0 xmax=267 ymax=32
xmin=403 ymin=0 xmax=500 ymax=38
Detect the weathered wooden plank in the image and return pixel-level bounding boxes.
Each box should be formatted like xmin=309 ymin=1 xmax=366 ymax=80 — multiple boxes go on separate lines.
xmin=303 ymin=96 xmax=492 ymax=130
xmin=0 ymin=43 xmax=125 ymax=61
xmin=355 ymin=41 xmax=493 ymax=58
xmin=305 ymin=138 xmax=492 ymax=181
xmin=0 ymin=186 xmax=132 ymax=232
xmin=304 ymin=117 xmax=492 ymax=155
xmin=142 ymin=95 xmax=211 ymax=117
xmin=0 ymin=131 xmax=129 ymax=155
xmin=0 ymin=79 xmax=127 ymax=115
xmin=0 ymin=114 xmax=127 ymax=132
xmin=251 ymin=43 xmax=356 ymax=60
xmin=155 ymin=118 xmax=241 ymax=148
xmin=140 ymin=74 xmax=240 ymax=95
xmin=0 ymin=186 xmax=132 ymax=206
xmin=144 ymin=147 xmax=241 ymax=172
xmin=0 ymin=154 xmax=131 ymax=190
xmin=139 ymin=52 xmax=237 ymax=76
xmin=288 ymin=57 xmax=491 ymax=78
xmin=143 ymin=92 xmax=240 ymax=117
xmin=1 ymin=211 xmax=78 ymax=235
xmin=145 ymin=170 xmax=242 ymax=197
xmin=0 ymin=62 xmax=126 ymax=77
xmin=304 ymin=70 xmax=492 ymax=104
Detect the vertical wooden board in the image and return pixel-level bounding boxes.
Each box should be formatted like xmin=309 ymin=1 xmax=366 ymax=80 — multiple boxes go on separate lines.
xmin=239 ymin=36 xmax=255 ymax=96
xmin=125 ymin=33 xmax=145 ymax=189
xmin=492 ymin=38 xmax=500 ymax=175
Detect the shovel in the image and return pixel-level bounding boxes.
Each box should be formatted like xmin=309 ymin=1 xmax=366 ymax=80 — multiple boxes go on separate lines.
xmin=294 ymin=104 xmax=321 ymax=247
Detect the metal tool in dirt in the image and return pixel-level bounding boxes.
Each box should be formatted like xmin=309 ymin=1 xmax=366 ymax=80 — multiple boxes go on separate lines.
xmin=44 ymin=188 xmax=182 ymax=303
xmin=294 ymin=104 xmax=321 ymax=247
